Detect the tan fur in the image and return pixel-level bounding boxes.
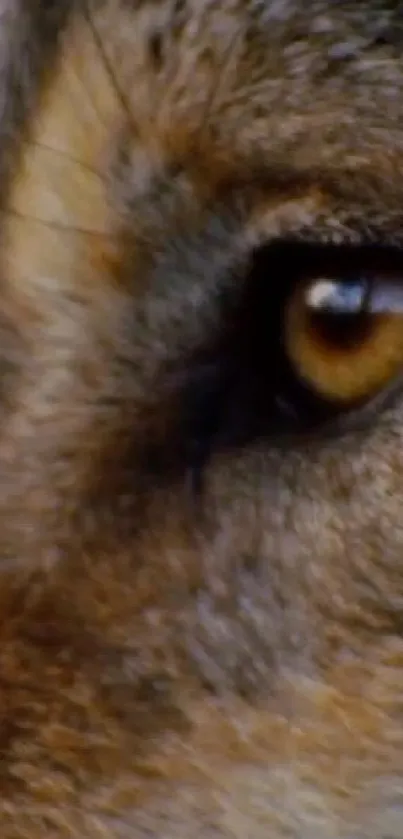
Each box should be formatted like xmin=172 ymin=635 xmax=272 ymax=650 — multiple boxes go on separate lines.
xmin=0 ymin=1 xmax=403 ymax=836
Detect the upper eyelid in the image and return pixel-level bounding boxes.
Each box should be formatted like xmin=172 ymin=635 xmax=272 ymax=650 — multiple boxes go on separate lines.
xmin=259 ymin=240 xmax=403 ymax=270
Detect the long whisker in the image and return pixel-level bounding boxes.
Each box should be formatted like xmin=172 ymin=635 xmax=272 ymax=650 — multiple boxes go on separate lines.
xmin=0 ymin=207 xmax=113 ymax=239
xmin=28 ymin=140 xmax=106 ymax=183
xmin=82 ymin=0 xmax=137 ymax=135
xmin=199 ymin=27 xmax=244 ymax=143
xmin=64 ymin=24 xmax=111 ymax=132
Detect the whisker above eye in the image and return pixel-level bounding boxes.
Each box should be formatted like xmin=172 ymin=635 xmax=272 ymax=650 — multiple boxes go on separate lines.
xmin=27 ymin=140 xmax=107 ymax=184
xmin=199 ymin=26 xmax=244 ymax=145
xmin=82 ymin=0 xmax=138 ymax=136
xmin=0 ymin=207 xmax=114 ymax=239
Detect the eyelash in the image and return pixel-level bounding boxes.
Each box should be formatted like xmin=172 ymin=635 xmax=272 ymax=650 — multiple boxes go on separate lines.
xmin=177 ymin=240 xmax=403 ymax=475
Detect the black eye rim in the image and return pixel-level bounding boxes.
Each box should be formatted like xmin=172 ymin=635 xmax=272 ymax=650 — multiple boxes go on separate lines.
xmin=174 ymin=238 xmax=403 ymax=476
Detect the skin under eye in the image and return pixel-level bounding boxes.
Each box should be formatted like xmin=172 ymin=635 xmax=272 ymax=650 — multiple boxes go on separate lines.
xmin=285 ymin=273 xmax=403 ymax=405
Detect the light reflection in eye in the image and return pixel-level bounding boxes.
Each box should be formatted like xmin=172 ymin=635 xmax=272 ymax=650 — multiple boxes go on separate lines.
xmin=285 ymin=272 xmax=403 ymax=405
xmin=306 ymin=276 xmax=403 ymax=315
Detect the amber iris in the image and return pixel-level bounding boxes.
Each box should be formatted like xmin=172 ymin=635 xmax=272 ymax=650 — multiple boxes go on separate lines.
xmin=285 ymin=276 xmax=403 ymax=404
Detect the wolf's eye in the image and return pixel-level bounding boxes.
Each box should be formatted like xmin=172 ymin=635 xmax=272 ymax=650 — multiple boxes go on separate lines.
xmin=285 ymin=273 xmax=403 ymax=405
xmin=180 ymin=244 xmax=403 ymax=468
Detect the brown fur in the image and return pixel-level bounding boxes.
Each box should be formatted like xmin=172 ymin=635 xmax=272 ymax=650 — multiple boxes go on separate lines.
xmin=1 ymin=0 xmax=403 ymax=835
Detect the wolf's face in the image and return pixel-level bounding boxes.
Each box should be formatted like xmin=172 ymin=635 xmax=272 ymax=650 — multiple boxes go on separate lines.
xmin=1 ymin=2 xmax=403 ymax=836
